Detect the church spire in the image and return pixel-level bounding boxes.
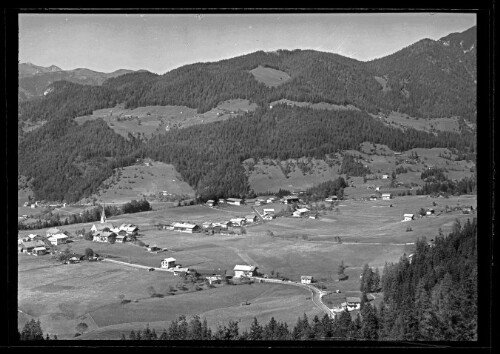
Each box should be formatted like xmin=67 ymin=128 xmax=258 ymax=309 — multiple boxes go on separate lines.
xmin=100 ymin=203 xmax=106 ymax=223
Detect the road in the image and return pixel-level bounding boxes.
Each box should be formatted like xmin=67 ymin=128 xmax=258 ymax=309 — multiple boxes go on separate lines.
xmin=249 ymin=276 xmax=334 ymax=318
xmin=101 ymin=258 xmax=333 ymax=318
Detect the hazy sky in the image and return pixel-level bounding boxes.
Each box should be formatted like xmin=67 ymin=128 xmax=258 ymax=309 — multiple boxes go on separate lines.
xmin=19 ymin=12 xmax=476 ymax=74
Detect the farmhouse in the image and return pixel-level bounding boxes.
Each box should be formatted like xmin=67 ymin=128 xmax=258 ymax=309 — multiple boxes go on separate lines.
xmin=325 ymin=196 xmax=338 ymax=203
xmin=172 ymin=222 xmax=201 ymax=233
xmin=202 ymin=222 xmax=213 ymax=229
xmin=267 ymin=197 xmax=278 ymax=203
xmin=219 ymin=221 xmax=233 ymax=229
xmin=91 ymin=223 xmax=117 ymax=234
xmin=230 ymin=218 xmax=246 ymax=227
xmin=281 ymin=196 xmax=299 ymax=204
xmin=48 ymin=234 xmax=68 ymax=245
xmin=218 ymin=199 xmax=226 ymax=204
xmin=382 ymin=174 xmax=389 ymax=179
xmin=345 ymin=297 xmax=361 ymax=311
xmin=32 ymin=247 xmax=47 ymax=256
xmin=206 ymin=200 xmax=215 ymax=207
xmin=161 ymin=257 xmax=176 ymax=269
xmin=301 ymin=276 xmax=313 ymax=284
xmin=403 ymin=214 xmax=415 ymax=221
xmin=119 ymin=224 xmax=139 ymax=235
xmin=115 ymin=235 xmax=127 ymax=243
xmin=233 ymin=265 xmax=257 ymax=278
xmin=381 ymin=193 xmax=392 ymax=200
xmin=92 ymin=231 xmax=117 ymax=243
xmin=46 ymin=228 xmax=62 ymax=237
xmin=309 ymin=214 xmax=318 ymax=219
xmin=19 ymin=240 xmax=46 ymax=254
xmin=293 ymin=208 xmax=309 ymax=217
xmin=245 ymin=215 xmax=258 ymax=223
xmin=263 ymin=208 xmax=275 ymax=215
xmin=227 ymin=198 xmax=244 ymax=206
xmin=147 ymin=245 xmax=160 ymax=252
xmin=426 ymin=209 xmax=435 ymax=215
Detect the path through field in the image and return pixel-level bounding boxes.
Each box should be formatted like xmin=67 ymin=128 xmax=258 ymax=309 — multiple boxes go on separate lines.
xmin=223 ymin=246 xmax=260 ymax=267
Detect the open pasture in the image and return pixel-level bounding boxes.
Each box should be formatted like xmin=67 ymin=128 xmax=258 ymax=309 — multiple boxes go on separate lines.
xmin=372 ymin=111 xmax=471 ymax=134
xmin=74 ymin=99 xmax=258 ymax=140
xmin=18 ymin=193 xmax=476 ymax=339
xmin=87 ymin=161 xmax=195 ymax=204
xmin=250 ymin=65 xmax=291 ymax=87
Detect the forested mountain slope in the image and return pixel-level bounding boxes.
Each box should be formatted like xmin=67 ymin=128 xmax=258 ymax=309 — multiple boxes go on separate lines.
xmin=17 ymin=26 xmax=477 ymax=203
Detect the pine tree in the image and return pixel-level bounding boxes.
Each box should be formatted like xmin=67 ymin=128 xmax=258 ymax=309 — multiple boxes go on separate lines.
xmin=249 ymin=317 xmax=263 ymax=340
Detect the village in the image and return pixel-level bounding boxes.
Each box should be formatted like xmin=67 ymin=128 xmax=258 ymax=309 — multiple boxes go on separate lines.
xmin=18 ymin=182 xmax=477 ymax=332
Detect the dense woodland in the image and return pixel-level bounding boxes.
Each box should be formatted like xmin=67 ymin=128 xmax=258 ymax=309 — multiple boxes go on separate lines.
xmin=17 ymin=26 xmax=476 ymax=203
xmin=18 ymin=103 xmax=476 ymax=202
xmin=116 ymin=219 xmax=476 ymax=341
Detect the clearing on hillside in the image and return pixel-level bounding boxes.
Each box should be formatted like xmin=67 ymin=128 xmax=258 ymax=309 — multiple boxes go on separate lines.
xmin=250 ymin=65 xmax=291 ymax=87
xmin=371 ymin=111 xmax=475 ymax=134
xmin=85 ymin=160 xmax=195 ymax=204
xmin=74 ymin=99 xmax=258 ymax=139
xmin=270 ymin=98 xmax=360 ymax=111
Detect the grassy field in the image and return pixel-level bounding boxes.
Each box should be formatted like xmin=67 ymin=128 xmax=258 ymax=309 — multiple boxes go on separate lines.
xmin=85 ymin=161 xmax=195 ymax=204
xmin=371 ymin=111 xmax=476 ymax=134
xmin=18 ymin=191 xmax=476 ymax=340
xmin=249 ymin=65 xmax=291 ymax=87
xmin=269 ymin=98 xmax=360 ymax=111
xmin=74 ymin=99 xmax=258 ymax=139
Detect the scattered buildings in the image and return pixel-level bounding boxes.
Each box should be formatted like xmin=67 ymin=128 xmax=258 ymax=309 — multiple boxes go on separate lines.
xmin=161 ymin=257 xmax=176 ymax=269
xmin=206 ymin=200 xmax=215 ymax=207
xmin=233 ymin=265 xmax=257 ymax=278
xmin=18 ymin=240 xmax=46 ymax=254
xmin=119 ymin=224 xmax=139 ymax=235
xmin=301 ymin=276 xmax=313 ymax=284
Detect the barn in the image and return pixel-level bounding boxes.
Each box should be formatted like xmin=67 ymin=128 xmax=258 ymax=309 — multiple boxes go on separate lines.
xmin=233 ymin=265 xmax=257 ymax=278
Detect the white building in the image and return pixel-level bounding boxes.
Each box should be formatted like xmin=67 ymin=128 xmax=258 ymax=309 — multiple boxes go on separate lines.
xmin=233 ymin=265 xmax=257 ymax=278
xmin=230 ymin=218 xmax=246 ymax=227
xmin=403 ymin=213 xmax=415 ymax=221
xmin=301 ymin=276 xmax=313 ymax=284
xmin=227 ymin=198 xmax=244 ymax=206
xmin=382 ymin=193 xmax=392 ymax=200
xmin=48 ymin=234 xmax=68 ymax=246
xmin=382 ymin=174 xmax=389 ymax=179
xmin=161 ymin=257 xmax=176 ymax=269
xmin=293 ymin=208 xmax=309 ymax=217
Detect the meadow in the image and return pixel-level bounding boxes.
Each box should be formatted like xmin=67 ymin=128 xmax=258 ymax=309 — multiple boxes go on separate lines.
xmin=18 ymin=191 xmax=476 ymax=340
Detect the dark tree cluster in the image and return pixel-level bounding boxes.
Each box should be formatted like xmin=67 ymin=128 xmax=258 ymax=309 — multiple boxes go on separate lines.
xmin=121 ymin=199 xmax=152 ymax=214
xmin=340 ymin=155 xmax=372 ymax=177
xmin=380 ymin=218 xmax=477 ymax=340
xmin=304 ymin=177 xmax=347 ymax=201
xmin=416 ymin=175 xmax=477 ymax=196
xmin=421 ymin=167 xmax=448 ymax=182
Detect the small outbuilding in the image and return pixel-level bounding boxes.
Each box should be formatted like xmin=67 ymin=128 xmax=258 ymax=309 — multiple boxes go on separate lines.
xmin=48 ymin=234 xmax=68 ymax=246
xmin=403 ymin=213 xmax=415 ymax=221
xmin=301 ymin=276 xmax=313 ymax=284
xmin=161 ymin=257 xmax=176 ymax=269
xmin=382 ymin=193 xmax=392 ymax=200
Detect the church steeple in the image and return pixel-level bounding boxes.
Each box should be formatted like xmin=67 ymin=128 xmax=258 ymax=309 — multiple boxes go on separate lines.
xmin=100 ymin=203 xmax=106 ymax=223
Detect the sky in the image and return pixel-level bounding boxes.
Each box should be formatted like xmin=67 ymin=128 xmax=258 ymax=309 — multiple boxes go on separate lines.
xmin=19 ymin=12 xmax=477 ymax=74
